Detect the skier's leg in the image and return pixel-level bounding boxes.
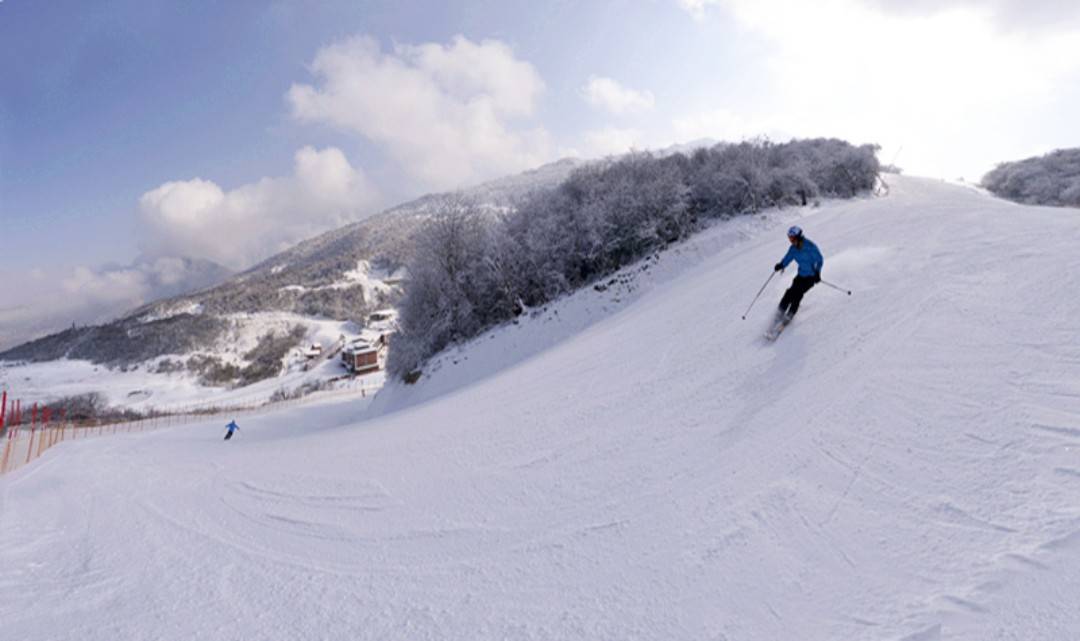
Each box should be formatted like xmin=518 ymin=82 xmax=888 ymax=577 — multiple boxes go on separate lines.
xmin=786 ymin=277 xmax=816 ymax=317
xmin=778 ymin=281 xmax=798 ymax=315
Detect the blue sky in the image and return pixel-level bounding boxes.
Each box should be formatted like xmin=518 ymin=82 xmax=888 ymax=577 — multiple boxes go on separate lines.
xmin=0 ymin=0 xmax=753 ymax=271
xmin=2 ymin=0 xmax=1080 ymax=348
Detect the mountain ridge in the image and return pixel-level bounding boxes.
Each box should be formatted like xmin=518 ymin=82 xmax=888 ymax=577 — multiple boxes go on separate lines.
xmin=0 ymin=155 xmax=587 ymax=377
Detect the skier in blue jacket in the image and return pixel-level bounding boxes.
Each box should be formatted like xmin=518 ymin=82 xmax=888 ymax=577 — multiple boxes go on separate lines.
xmin=224 ymin=420 xmax=240 ymax=441
xmin=773 ymin=225 xmax=823 ymax=321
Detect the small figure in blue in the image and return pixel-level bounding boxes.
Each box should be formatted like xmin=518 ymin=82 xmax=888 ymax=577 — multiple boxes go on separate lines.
xmin=773 ymin=225 xmax=824 ymax=323
xmin=224 ymin=420 xmax=240 ymax=441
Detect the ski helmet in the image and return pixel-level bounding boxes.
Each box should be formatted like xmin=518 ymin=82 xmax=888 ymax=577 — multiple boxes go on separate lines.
xmin=787 ymin=225 xmax=803 ymax=238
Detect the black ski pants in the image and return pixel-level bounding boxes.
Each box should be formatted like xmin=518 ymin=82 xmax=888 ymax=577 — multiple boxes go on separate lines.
xmin=779 ymin=275 xmax=817 ymax=317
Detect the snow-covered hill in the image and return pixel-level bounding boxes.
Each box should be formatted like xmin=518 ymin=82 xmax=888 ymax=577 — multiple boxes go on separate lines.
xmin=0 ymin=157 xmax=586 ymax=408
xmin=0 ymin=313 xmax=378 ymax=412
xmin=2 ymin=176 xmax=1079 ymax=640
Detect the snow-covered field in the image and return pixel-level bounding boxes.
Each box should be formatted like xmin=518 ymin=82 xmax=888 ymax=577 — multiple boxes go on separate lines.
xmin=0 ymin=314 xmax=377 ymax=412
xmin=2 ymin=176 xmax=1079 ymax=640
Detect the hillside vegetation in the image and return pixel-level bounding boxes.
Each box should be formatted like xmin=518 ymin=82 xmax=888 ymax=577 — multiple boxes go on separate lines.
xmin=982 ymin=148 xmax=1080 ymax=207
xmin=0 ymin=158 xmax=585 ymax=369
xmin=390 ymin=138 xmax=880 ymax=378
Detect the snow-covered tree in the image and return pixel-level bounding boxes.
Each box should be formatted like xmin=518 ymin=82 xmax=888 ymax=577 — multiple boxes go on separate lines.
xmin=389 ymin=196 xmax=506 ymax=378
xmin=983 ymin=148 xmax=1080 ymax=208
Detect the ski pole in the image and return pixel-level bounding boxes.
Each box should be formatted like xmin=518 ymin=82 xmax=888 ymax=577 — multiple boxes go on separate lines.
xmin=742 ymin=271 xmax=778 ymax=319
xmin=820 ymin=279 xmax=852 ymax=295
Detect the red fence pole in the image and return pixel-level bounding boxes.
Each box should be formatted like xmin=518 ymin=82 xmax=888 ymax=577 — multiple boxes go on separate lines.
xmin=37 ymin=405 xmax=48 ymax=457
xmin=43 ymin=407 xmax=52 ymax=448
xmin=1 ymin=429 xmax=10 ymax=473
xmin=26 ymin=403 xmax=38 ymax=465
xmin=0 ymin=394 xmax=12 ymax=474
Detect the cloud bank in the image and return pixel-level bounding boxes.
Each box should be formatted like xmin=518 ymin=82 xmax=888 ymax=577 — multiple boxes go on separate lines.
xmin=581 ymin=127 xmax=645 ymax=157
xmin=678 ymin=0 xmax=1080 ymax=30
xmin=866 ymin=0 xmax=1080 ymax=32
xmin=138 ymin=146 xmax=379 ymax=270
xmin=671 ymin=0 xmax=1080 ymax=180
xmin=0 ymin=257 xmax=231 ymax=351
xmin=287 ymin=35 xmax=552 ymax=190
xmin=583 ymin=76 xmax=655 ymax=115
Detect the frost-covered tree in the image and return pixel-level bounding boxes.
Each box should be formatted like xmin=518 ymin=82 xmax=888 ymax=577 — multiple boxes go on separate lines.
xmin=983 ymin=149 xmax=1080 ymax=208
xmin=390 ymin=138 xmax=880 ymax=379
xmin=389 ymin=196 xmax=504 ymax=377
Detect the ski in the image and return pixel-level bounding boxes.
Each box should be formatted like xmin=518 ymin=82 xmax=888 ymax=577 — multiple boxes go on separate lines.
xmin=764 ymin=313 xmax=792 ymax=341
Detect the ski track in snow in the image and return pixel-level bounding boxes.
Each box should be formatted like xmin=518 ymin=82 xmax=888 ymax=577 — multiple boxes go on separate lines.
xmin=2 ymin=176 xmax=1080 ymax=640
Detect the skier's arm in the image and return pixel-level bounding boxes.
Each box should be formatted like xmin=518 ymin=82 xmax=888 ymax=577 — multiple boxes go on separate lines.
xmin=775 ymin=246 xmax=796 ymax=271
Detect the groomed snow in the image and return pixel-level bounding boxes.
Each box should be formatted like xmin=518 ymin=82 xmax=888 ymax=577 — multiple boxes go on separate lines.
xmin=2 ymin=176 xmax=1079 ymax=640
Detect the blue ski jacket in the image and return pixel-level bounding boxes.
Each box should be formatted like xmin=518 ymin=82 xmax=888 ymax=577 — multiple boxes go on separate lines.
xmin=226 ymin=421 xmax=239 ymax=434
xmin=779 ymin=238 xmax=824 ymax=277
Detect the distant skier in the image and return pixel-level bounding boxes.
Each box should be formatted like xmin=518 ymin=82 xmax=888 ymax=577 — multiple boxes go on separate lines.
xmin=772 ymin=225 xmax=824 ymax=324
xmin=224 ymin=420 xmax=240 ymax=441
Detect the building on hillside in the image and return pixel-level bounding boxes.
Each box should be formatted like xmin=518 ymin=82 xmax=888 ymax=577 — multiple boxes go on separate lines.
xmin=367 ymin=308 xmax=398 ymax=330
xmin=341 ymin=339 xmax=380 ymax=374
xmin=341 ymin=329 xmax=392 ymax=375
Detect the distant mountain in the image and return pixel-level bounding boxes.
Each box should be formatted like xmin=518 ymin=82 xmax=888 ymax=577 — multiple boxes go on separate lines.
xmin=0 ymin=156 xmax=585 ymax=378
xmin=138 ymin=255 xmax=235 ymax=299
xmin=0 ymin=255 xmax=232 ymax=352
xmin=654 ymin=138 xmax=718 ymax=157
xmin=137 ymin=156 xmax=586 ymax=323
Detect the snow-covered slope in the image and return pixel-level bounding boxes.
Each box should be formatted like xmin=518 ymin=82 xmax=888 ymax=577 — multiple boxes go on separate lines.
xmin=3 ymin=176 xmax=1079 ymax=640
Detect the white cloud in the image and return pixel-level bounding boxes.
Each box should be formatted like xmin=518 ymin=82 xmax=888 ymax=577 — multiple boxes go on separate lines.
xmin=287 ymin=35 xmax=552 ymax=190
xmin=138 ymin=146 xmax=379 ymax=269
xmin=678 ymin=0 xmax=1080 ymax=30
xmin=582 ymin=127 xmax=645 ymax=157
xmin=672 ymin=109 xmax=790 ymax=143
xmin=682 ymin=0 xmax=1080 ymax=179
xmin=0 ymin=258 xmax=231 ymax=351
xmin=866 ymin=0 xmax=1080 ymax=32
xmin=582 ymin=76 xmax=655 ymax=115
xmin=675 ymin=0 xmax=717 ymax=21
xmin=62 ymin=266 xmax=150 ymax=304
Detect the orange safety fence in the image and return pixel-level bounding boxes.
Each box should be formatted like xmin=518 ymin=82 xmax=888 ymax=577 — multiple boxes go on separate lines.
xmin=0 ymin=377 xmax=382 ymax=476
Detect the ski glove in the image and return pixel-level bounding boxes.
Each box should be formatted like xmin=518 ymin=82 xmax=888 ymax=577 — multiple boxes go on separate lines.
xmin=774 ymin=262 xmax=784 ymax=272
xmin=813 ymin=272 xmax=821 ymax=283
